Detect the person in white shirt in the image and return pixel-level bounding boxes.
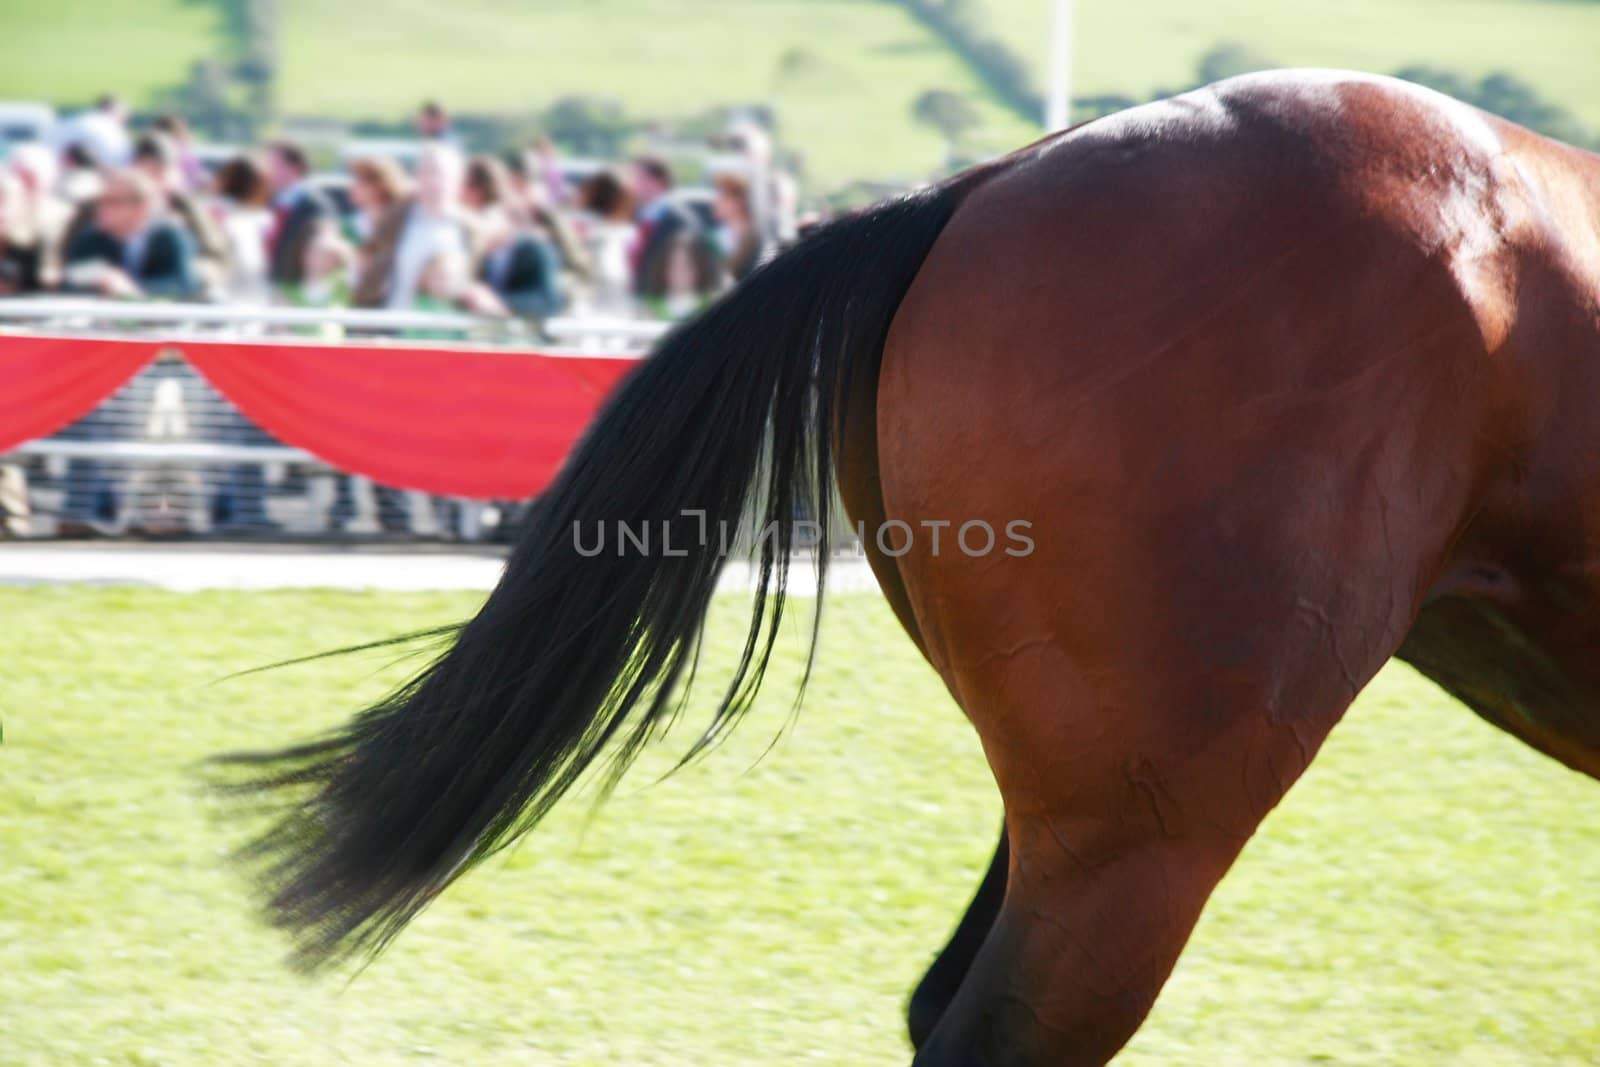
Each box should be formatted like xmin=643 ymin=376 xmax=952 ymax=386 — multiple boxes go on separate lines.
xmin=53 ymin=94 xmax=132 ymax=169
xmin=208 ymin=154 xmax=274 ymax=303
xmin=573 ymin=168 xmax=638 ymax=317
xmin=386 ymin=143 xmax=470 ymax=309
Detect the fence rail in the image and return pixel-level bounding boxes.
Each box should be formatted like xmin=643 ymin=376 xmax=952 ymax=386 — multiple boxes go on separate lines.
xmin=0 ymin=297 xmax=671 ymax=349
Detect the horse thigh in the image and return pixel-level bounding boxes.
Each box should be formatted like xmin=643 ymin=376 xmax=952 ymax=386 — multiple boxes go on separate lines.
xmin=913 ymin=670 xmax=1352 ymax=1067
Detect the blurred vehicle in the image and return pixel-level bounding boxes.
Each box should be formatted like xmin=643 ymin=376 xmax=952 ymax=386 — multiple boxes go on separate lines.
xmin=670 ymin=186 xmax=717 ymax=231
xmin=551 ymin=156 xmax=605 ymax=189
xmin=191 ymin=143 xmax=250 ymax=178
xmin=308 ymin=172 xmax=355 ymax=218
xmin=0 ymin=101 xmax=57 ymax=156
xmin=336 ymin=138 xmax=429 ymax=172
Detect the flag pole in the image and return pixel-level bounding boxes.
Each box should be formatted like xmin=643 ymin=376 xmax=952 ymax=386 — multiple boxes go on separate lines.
xmin=1046 ymin=0 xmax=1073 ymax=130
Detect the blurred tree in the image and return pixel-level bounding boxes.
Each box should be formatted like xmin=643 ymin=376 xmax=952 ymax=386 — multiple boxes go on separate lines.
xmin=1196 ymin=43 xmax=1279 ymax=85
xmin=233 ymin=0 xmax=281 ymax=129
xmin=1394 ymin=67 xmax=1595 ymax=148
xmin=542 ymin=95 xmax=631 ymax=156
xmin=894 ymin=0 xmax=1043 ymax=124
xmin=776 ymin=47 xmax=824 ymax=85
xmin=155 ymin=58 xmax=250 ymax=141
xmin=1391 ymin=64 xmax=1475 ymax=102
xmin=913 ymin=89 xmax=981 ymax=161
xmin=164 ymin=0 xmax=278 ymax=136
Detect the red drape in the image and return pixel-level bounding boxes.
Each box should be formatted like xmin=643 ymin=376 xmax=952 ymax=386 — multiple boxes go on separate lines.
xmin=0 ymin=333 xmax=640 ymax=499
xmin=0 ymin=334 xmax=159 ymax=453
xmin=182 ymin=339 xmax=638 ymax=499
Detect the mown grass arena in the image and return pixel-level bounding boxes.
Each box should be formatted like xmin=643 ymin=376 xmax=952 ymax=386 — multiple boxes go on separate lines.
xmin=0 ymin=585 xmax=1595 ymax=1065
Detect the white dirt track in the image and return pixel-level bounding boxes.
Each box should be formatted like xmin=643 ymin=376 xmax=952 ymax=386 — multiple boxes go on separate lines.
xmin=0 ymin=541 xmax=882 ymax=594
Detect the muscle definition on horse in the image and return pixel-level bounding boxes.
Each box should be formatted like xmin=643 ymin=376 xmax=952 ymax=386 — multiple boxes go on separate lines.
xmin=213 ymin=71 xmax=1600 ymax=1065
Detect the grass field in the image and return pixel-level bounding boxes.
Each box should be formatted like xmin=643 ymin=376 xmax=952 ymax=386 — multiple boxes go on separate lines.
xmin=4 ymin=1 xmax=1597 ymax=188
xmin=2 ymin=585 xmax=1598 ymax=1065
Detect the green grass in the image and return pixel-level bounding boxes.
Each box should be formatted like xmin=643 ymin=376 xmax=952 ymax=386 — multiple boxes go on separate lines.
xmin=1 ymin=585 xmax=1597 ymax=1065
xmin=979 ymin=0 xmax=1600 ymax=131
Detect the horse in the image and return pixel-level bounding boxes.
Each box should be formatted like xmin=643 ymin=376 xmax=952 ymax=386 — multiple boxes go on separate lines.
xmin=213 ymin=70 xmax=1600 ymax=1065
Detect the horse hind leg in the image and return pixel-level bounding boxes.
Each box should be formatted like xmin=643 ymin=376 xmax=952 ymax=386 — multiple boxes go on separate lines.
xmin=911 ymin=645 xmax=1365 ymax=1067
xmin=908 ymin=826 xmax=1009 ymax=1050
xmin=890 ymin=502 xmax=1418 ymax=1062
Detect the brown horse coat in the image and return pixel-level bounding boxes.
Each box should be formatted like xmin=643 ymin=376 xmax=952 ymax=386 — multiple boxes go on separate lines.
xmin=850 ymin=70 xmax=1600 ymax=1064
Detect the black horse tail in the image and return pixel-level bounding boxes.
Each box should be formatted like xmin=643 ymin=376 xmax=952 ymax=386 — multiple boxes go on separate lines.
xmin=211 ymin=185 xmax=963 ymax=972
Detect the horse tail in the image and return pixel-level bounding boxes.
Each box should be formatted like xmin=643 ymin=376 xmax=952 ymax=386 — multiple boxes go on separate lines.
xmin=211 ymin=185 xmax=963 ymax=972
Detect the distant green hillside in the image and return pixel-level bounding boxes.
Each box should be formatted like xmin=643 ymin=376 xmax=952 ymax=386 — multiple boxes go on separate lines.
xmin=2 ymin=0 xmax=1596 ymax=188
xmin=0 ymin=0 xmax=1037 ymax=187
xmin=0 ymin=0 xmax=220 ymax=110
xmin=975 ymin=0 xmax=1600 ymax=132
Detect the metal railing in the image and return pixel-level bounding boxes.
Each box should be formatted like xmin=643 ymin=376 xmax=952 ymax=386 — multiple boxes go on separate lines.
xmin=0 ymin=296 xmax=670 ymax=348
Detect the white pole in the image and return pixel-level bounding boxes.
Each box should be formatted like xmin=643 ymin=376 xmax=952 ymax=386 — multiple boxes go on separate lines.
xmin=1046 ymin=0 xmax=1073 ymax=130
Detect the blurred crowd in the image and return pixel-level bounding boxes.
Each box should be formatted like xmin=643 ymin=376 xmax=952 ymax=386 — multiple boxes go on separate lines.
xmin=0 ymin=95 xmax=805 ymax=320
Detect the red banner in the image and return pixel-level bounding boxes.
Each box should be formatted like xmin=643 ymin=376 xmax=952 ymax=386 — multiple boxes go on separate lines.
xmin=0 ymin=334 xmax=159 ymax=453
xmin=183 ymin=339 xmax=637 ymax=498
xmin=0 ymin=333 xmax=640 ymax=499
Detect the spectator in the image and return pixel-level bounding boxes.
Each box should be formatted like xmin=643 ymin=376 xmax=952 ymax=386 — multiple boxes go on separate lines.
xmin=0 ymin=173 xmax=43 ymax=294
xmin=64 ymin=169 xmax=198 ymax=299
xmin=644 ymin=231 xmax=724 ymax=319
xmin=347 ymin=155 xmax=412 ymax=245
xmin=54 ymin=93 xmax=132 ymax=169
xmin=151 ymin=114 xmax=207 ymax=192
xmin=415 ymin=247 xmax=484 ymax=314
xmin=711 ymin=172 xmax=761 ymax=282
xmin=520 ymin=135 xmax=572 ymax=207
xmin=210 ymin=154 xmax=274 ymax=302
xmin=505 ymin=149 xmax=592 ymax=285
xmin=328 ymin=159 xmax=416 ymax=531
xmin=628 ymin=155 xmax=700 ymax=301
xmin=574 ymin=168 xmax=636 ymax=316
xmin=0 ymin=460 xmax=27 ymax=538
xmin=463 ymin=155 xmax=565 ymax=317
xmin=348 ymin=145 xmax=481 ymax=534
xmin=345 ymin=155 xmax=413 ymax=308
xmin=58 ymin=142 xmax=105 ymax=207
xmin=298 ymin=219 xmax=357 ymax=306
xmin=57 ymin=165 xmax=197 ymax=535
xmin=7 ymin=144 xmax=72 ymax=288
xmin=461 ymin=155 xmax=518 ymax=247
xmin=265 ymin=140 xmax=334 ymax=289
xmin=416 ymin=99 xmax=455 ymax=142
xmin=347 ymin=159 xmax=422 ymax=308
xmin=724 ymin=119 xmax=798 ymax=251
xmin=133 ymin=132 xmax=226 ymax=296
xmin=353 ymin=142 xmax=472 ymax=310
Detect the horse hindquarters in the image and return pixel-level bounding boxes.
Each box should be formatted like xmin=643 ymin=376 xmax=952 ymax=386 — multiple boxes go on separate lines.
xmin=882 ymin=413 xmax=1469 ymax=1065
xmin=874 ymin=107 xmax=1505 ymax=1066
xmin=881 ymin=327 xmax=1483 ymax=1064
